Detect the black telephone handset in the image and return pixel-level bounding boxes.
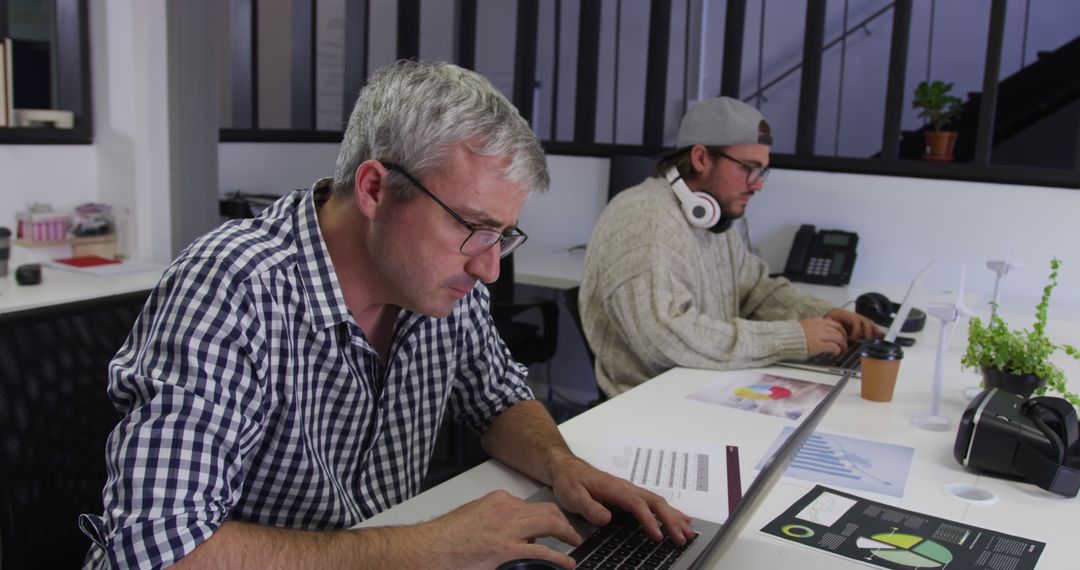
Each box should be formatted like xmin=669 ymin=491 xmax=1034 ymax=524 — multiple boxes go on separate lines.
xmin=783 ymin=224 xmax=859 ymax=286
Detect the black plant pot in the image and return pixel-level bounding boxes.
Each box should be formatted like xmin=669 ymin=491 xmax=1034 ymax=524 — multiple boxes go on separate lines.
xmin=981 ymin=366 xmax=1047 ymax=398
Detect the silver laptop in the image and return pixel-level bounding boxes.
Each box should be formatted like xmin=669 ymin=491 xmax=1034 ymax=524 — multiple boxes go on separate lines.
xmin=778 ymin=261 xmax=933 ymax=377
xmin=529 ymin=373 xmax=852 ymax=569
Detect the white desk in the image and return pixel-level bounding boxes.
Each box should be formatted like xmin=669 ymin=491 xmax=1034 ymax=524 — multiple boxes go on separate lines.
xmin=0 ymin=264 xmax=165 ymax=316
xmin=361 ymin=320 xmax=1076 ymax=568
xmin=514 ymin=241 xmax=586 ymax=289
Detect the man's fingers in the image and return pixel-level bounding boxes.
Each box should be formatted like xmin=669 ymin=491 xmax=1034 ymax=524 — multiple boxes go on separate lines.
xmin=622 ymin=497 xmax=665 ymax=542
xmin=645 ymin=496 xmax=695 ymax=545
xmin=560 ymin=483 xmax=611 ymax=528
xmin=518 ymin=503 xmax=583 ymax=548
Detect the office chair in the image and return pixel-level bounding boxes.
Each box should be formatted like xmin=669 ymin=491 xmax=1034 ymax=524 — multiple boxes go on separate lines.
xmin=562 ymin=286 xmax=607 ymax=406
xmin=607 ymin=154 xmax=659 ymax=201
xmin=488 ymin=254 xmax=559 ymax=366
xmin=0 ymin=291 xmax=149 ymax=569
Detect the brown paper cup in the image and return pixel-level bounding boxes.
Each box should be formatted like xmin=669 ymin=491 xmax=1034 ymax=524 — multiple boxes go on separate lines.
xmin=860 ymin=355 xmax=901 ymax=402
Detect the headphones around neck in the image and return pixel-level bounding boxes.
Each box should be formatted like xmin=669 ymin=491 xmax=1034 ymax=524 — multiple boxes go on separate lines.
xmin=666 ymin=168 xmax=722 ymax=229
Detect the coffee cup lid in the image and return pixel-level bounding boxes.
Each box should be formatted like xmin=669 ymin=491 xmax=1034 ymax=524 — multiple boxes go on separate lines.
xmin=862 ymin=338 xmax=903 ymax=360
xmin=0 ymin=227 xmax=11 ymax=238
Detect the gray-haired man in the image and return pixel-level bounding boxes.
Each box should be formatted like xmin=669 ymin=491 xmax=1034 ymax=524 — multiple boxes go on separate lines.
xmin=82 ymin=61 xmax=692 ymax=569
xmin=580 ymin=97 xmax=880 ymax=397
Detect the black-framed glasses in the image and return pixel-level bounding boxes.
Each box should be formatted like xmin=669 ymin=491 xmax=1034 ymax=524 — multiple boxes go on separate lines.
xmin=713 ymin=150 xmax=770 ymax=186
xmin=381 ymin=162 xmax=528 ymax=259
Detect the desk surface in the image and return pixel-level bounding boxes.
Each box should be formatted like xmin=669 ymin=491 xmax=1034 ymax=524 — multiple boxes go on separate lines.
xmin=514 ymin=241 xmax=586 ymax=290
xmin=0 ymin=265 xmax=164 ymax=315
xmin=361 ymin=319 xmax=1077 ymax=568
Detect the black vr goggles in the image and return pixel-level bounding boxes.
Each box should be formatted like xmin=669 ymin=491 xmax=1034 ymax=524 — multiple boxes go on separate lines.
xmin=955 ymin=388 xmax=1080 ymax=497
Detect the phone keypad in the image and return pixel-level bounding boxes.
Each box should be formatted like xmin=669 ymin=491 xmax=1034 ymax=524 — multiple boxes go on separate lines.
xmin=807 ymin=257 xmax=832 ymax=276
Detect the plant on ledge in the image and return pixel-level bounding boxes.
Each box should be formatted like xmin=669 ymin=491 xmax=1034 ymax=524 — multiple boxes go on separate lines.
xmin=961 ymin=258 xmax=1080 ymax=408
xmin=912 ymin=80 xmax=963 ymax=161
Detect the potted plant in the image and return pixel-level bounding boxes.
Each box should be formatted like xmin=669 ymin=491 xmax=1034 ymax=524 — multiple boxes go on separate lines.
xmin=962 ymin=258 xmax=1080 ymax=408
xmin=912 ymin=80 xmax=963 ymax=162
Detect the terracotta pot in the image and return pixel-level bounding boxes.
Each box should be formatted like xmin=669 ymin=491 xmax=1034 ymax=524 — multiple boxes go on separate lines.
xmin=981 ymin=366 xmax=1046 ymax=398
xmin=923 ymin=131 xmax=958 ymax=162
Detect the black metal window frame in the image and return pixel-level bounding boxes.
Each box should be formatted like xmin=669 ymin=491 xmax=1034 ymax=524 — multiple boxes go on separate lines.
xmin=221 ymin=0 xmax=1080 ymax=190
xmin=0 ymin=0 xmax=93 ymax=144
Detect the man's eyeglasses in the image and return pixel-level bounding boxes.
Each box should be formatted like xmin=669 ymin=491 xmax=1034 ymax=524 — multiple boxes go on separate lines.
xmin=713 ymin=150 xmax=770 ymax=186
xmin=381 ymin=162 xmax=528 ymax=259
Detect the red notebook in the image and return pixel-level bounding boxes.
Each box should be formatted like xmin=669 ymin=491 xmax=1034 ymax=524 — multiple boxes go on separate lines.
xmin=53 ymin=255 xmax=123 ymax=268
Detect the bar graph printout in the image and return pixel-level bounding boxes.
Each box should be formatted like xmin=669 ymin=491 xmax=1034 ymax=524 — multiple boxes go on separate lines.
xmin=592 ymin=435 xmax=739 ymax=524
xmin=756 ymin=428 xmax=915 ymax=498
xmin=763 ymin=486 xmax=1045 ymax=570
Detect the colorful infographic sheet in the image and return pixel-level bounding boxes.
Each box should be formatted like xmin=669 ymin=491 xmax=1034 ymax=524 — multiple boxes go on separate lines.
xmin=756 ymin=428 xmax=915 ymax=498
xmin=762 ymin=486 xmax=1045 ymax=570
xmin=686 ymin=371 xmax=833 ymax=420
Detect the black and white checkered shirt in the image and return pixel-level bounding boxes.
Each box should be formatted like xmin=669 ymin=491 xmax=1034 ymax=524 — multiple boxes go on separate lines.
xmin=80 ymin=179 xmax=533 ymax=568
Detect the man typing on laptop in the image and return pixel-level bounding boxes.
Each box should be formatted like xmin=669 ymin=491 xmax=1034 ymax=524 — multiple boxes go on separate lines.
xmin=80 ymin=61 xmax=692 ymax=570
xmin=580 ymin=98 xmax=881 ymax=397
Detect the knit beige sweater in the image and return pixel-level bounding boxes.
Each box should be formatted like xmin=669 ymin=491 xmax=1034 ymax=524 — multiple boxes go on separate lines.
xmin=580 ymin=176 xmax=835 ymax=397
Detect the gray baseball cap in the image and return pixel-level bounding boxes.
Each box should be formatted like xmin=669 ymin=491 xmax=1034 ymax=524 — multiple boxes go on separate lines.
xmin=657 ymin=96 xmax=772 ymax=158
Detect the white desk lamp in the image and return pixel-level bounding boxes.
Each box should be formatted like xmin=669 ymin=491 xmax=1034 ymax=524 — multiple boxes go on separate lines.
xmin=914 ymin=265 xmax=972 ymax=431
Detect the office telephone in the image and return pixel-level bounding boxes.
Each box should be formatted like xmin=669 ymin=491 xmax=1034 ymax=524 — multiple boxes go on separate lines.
xmin=783 ymin=224 xmax=858 ymax=285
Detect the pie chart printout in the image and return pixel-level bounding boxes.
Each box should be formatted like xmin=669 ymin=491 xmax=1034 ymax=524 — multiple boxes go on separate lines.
xmin=857 ymin=533 xmax=954 ymax=568
xmin=761 ymin=486 xmax=1046 ymax=570
xmin=734 ymin=383 xmax=792 ymax=400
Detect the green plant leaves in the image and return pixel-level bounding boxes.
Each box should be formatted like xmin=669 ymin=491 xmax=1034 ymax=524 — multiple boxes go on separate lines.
xmin=912 ymin=80 xmax=963 ymax=131
xmin=962 ymin=258 xmax=1079 ymax=408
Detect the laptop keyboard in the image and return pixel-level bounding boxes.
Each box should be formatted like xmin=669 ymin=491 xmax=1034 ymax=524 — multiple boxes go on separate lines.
xmin=807 ymin=339 xmax=864 ymax=370
xmin=569 ymin=510 xmax=698 ymax=569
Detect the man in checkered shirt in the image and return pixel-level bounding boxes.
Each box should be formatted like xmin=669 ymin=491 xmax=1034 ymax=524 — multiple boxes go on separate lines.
xmin=80 ymin=61 xmax=693 ymax=569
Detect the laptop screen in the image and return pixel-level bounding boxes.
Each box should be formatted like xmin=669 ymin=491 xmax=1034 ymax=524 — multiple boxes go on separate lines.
xmin=883 ymin=261 xmax=934 ymax=342
xmin=693 ymin=372 xmax=852 ymax=567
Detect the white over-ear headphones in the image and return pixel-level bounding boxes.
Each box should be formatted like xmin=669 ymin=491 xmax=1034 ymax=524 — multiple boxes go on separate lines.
xmin=666 ymin=167 xmax=721 ymax=229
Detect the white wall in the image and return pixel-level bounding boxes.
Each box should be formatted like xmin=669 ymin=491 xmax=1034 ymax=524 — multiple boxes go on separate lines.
xmin=533 ymin=155 xmax=1080 ymax=320
xmin=2 ymin=0 xmax=176 ymax=263
xmin=219 ymin=142 xmax=339 ymax=196
xmin=749 ymin=170 xmax=1080 ymax=320
xmin=0 ymin=146 xmax=97 ymax=233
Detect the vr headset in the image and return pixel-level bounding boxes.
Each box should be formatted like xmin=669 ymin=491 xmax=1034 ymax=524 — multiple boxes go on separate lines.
xmin=955 ymin=388 xmax=1080 ymax=497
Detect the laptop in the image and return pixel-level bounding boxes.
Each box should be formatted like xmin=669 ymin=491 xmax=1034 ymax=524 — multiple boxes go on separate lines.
xmin=777 ymin=261 xmax=933 ymax=377
xmin=529 ymin=372 xmax=852 ymax=569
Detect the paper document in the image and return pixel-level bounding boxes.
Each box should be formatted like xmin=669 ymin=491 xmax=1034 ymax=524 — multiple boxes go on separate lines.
xmin=757 ymin=429 xmax=915 ymax=498
xmin=687 ymin=371 xmax=833 ymax=421
xmin=763 ymin=486 xmax=1045 ymax=570
xmin=590 ymin=435 xmax=740 ymax=523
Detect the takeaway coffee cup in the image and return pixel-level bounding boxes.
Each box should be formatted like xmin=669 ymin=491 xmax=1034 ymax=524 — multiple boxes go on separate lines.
xmin=0 ymin=226 xmax=11 ymax=278
xmin=860 ymin=339 xmax=904 ymax=402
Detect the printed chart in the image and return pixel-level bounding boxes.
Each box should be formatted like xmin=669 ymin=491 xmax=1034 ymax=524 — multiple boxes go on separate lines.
xmin=687 ymin=371 xmax=832 ymax=420
xmin=594 ymin=434 xmax=738 ymax=523
xmin=762 ymin=486 xmax=1045 ymax=570
xmin=855 ymin=533 xmax=953 ymax=568
xmin=757 ymin=429 xmax=914 ymax=497
xmin=626 ymin=447 xmax=710 ymax=492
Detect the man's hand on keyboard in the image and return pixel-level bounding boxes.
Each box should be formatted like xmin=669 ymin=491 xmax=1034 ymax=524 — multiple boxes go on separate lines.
xmin=801 ymin=317 xmax=848 ymax=355
xmin=421 ymin=489 xmax=582 ymax=570
xmin=546 ymin=450 xmax=694 ymax=547
xmin=824 ymin=308 xmax=883 ymax=341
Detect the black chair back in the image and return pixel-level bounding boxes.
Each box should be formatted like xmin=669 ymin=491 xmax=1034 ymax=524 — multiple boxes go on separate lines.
xmin=608 ymin=154 xmax=659 ymax=202
xmin=562 ymin=286 xmax=606 ymax=405
xmin=0 ymin=291 xmax=148 ymax=569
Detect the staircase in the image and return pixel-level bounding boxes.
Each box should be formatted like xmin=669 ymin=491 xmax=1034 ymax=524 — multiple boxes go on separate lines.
xmin=897 ymin=35 xmax=1080 ymax=163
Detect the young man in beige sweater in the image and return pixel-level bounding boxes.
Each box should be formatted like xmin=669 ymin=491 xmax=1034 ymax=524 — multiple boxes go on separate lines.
xmin=580 ymin=97 xmax=880 ymax=397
